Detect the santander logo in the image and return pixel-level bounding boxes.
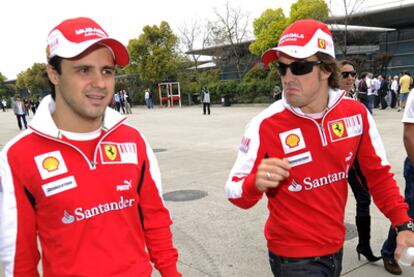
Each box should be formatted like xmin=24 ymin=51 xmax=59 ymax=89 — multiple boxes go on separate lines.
xmin=288 ymin=170 xmax=348 ymax=192
xmin=62 ymin=196 xmax=135 ymax=224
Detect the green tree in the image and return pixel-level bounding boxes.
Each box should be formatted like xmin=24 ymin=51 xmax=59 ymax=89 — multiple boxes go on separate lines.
xmin=16 ymin=63 xmax=49 ymax=95
xmin=126 ymin=21 xmax=179 ymax=85
xmin=0 ymin=72 xmax=6 ymax=83
xmin=249 ymin=8 xmax=287 ymax=56
xmin=289 ymin=0 xmax=329 ymax=23
xmin=0 ymin=72 xmax=7 ymax=99
xmin=250 ymin=0 xmax=328 ymax=58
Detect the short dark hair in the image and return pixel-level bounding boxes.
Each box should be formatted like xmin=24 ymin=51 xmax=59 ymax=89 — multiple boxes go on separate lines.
xmin=316 ymin=52 xmax=340 ymax=89
xmin=47 ymin=56 xmax=63 ymax=100
xmin=338 ymin=60 xmax=356 ymax=69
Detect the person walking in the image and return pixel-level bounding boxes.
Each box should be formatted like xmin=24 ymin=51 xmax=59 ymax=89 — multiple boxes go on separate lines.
xmin=399 ymin=71 xmax=413 ymax=112
xmin=1 ymin=99 xmax=6 ymax=112
xmin=202 ymin=87 xmax=211 ymax=115
xmin=381 ymin=88 xmax=414 ymax=275
xmin=378 ymin=74 xmax=389 ymax=110
xmin=11 ymin=95 xmax=28 ymax=130
xmin=390 ymin=75 xmax=399 ymax=109
xmin=0 ymin=17 xmax=181 ymax=277
xmin=358 ymin=72 xmax=370 ymax=112
xmin=123 ymin=89 xmax=132 ymax=114
xmin=225 ymin=19 xmax=414 ymax=277
xmin=339 ymin=60 xmax=381 ymax=262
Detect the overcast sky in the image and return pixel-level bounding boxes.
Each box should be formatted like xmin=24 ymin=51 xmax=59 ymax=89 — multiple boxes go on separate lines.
xmin=1 ymin=0 xmax=412 ymax=80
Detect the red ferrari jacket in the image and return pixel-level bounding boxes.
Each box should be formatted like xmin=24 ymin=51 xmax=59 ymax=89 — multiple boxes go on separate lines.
xmin=226 ymin=89 xmax=411 ymax=258
xmin=0 ymin=95 xmax=180 ymax=277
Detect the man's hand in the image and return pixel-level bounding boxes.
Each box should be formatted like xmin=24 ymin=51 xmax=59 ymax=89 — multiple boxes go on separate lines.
xmin=255 ymin=158 xmax=291 ymax=192
xmin=395 ymin=231 xmax=414 ymax=266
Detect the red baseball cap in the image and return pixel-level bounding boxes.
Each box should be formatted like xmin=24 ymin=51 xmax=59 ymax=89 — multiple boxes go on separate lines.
xmin=46 ymin=17 xmax=129 ymax=67
xmin=261 ymin=19 xmax=335 ymax=66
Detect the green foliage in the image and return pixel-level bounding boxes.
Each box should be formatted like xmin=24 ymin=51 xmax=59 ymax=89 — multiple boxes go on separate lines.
xmin=289 ymin=0 xmax=329 ymax=23
xmin=126 ymin=21 xmax=180 ymax=85
xmin=249 ymin=8 xmax=287 ymax=56
xmin=16 ymin=63 xmax=48 ymax=95
xmin=0 ymin=72 xmax=6 ymax=83
xmin=242 ymin=65 xmax=268 ymax=82
xmin=197 ymin=69 xmax=221 ymax=90
xmin=250 ymin=0 xmax=328 ymax=58
xmin=234 ymin=66 xmax=274 ymax=103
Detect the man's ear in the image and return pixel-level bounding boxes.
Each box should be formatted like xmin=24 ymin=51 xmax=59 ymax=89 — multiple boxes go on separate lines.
xmin=47 ymin=64 xmax=59 ymax=85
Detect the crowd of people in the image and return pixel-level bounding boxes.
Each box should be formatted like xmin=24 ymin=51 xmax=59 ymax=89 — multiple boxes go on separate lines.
xmin=352 ymin=70 xmax=412 ymax=114
xmin=110 ymin=89 xmax=132 ymax=114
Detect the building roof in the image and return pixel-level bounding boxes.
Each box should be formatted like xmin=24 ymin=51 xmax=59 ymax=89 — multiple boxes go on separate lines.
xmin=327 ymin=2 xmax=414 ymax=28
xmin=185 ymin=40 xmax=253 ymax=56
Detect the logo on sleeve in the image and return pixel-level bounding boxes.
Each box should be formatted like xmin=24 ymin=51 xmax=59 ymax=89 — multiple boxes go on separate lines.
xmin=35 ymin=150 xmax=68 ymax=180
xmin=239 ymin=136 xmax=251 ymax=153
xmin=279 ymin=128 xmax=306 ymax=154
xmin=100 ymin=143 xmax=138 ymax=164
xmin=328 ymin=115 xmax=363 ymax=142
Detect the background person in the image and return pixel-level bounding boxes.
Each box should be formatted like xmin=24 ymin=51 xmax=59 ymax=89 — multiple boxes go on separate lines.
xmin=202 ymin=87 xmax=211 ymax=115
xmin=339 ymin=60 xmax=381 ymax=262
xmin=381 ymin=86 xmax=414 ymax=275
xmin=11 ymin=95 xmax=27 ymax=130
xmin=226 ymin=19 xmax=414 ymax=277
xmin=399 ymin=71 xmax=413 ymax=112
xmin=391 ymin=75 xmax=399 ymax=109
xmin=0 ymin=17 xmax=181 ymax=277
xmin=358 ymin=72 xmax=370 ymax=112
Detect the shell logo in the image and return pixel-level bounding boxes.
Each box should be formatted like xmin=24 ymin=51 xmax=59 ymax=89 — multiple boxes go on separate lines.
xmin=285 ymin=134 xmax=300 ymax=148
xmin=42 ymin=156 xmax=59 ymax=172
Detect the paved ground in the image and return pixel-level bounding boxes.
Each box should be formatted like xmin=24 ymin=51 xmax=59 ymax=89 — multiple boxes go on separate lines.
xmin=0 ymin=103 xmax=413 ymax=276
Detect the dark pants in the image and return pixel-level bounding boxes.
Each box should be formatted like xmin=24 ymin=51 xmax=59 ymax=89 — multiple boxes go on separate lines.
xmin=381 ymin=158 xmax=414 ymax=258
xmin=390 ymin=90 xmax=397 ymax=108
xmin=348 ymin=163 xmax=371 ymax=217
xmin=379 ymin=92 xmax=388 ymax=109
xmin=203 ymin=103 xmax=210 ymax=114
xmin=16 ymin=114 xmax=27 ymax=130
xmin=359 ymin=93 xmax=371 ymax=114
xmin=269 ymin=249 xmax=343 ymax=277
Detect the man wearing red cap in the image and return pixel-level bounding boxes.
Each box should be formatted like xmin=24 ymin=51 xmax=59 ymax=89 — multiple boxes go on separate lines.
xmin=226 ymin=19 xmax=414 ymax=276
xmin=0 ymin=17 xmax=181 ymax=277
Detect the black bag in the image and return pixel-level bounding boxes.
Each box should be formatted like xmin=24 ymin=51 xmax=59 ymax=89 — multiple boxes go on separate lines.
xmin=358 ymin=79 xmax=367 ymax=92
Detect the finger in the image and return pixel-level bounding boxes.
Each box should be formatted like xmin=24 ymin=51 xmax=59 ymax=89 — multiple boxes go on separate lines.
xmin=263 ymin=158 xmax=291 ymax=170
xmin=257 ymin=179 xmax=281 ymax=191
xmin=266 ymin=171 xmax=288 ymax=182
xmin=395 ymin=245 xmax=403 ymax=261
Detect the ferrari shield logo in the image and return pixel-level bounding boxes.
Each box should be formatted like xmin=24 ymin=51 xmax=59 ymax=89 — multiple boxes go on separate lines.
xmin=100 ymin=143 xmax=137 ymax=164
xmin=104 ymin=145 xmax=118 ymax=161
xmin=328 ymin=115 xmax=361 ymax=142
xmin=331 ymin=122 xmax=345 ymax=137
xmin=318 ymin=38 xmax=326 ymax=49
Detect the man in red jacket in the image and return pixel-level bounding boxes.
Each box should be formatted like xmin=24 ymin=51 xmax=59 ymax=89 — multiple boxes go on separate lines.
xmin=225 ymin=19 xmax=414 ymax=276
xmin=0 ymin=17 xmax=181 ymax=277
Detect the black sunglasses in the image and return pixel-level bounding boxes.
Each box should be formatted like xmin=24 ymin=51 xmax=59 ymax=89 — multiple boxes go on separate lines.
xmin=277 ymin=60 xmax=323 ymax=76
xmin=341 ymin=71 xmax=357 ymax=78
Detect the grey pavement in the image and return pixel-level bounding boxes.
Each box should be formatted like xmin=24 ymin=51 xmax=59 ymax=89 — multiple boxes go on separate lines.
xmin=0 ymin=103 xmax=413 ymax=277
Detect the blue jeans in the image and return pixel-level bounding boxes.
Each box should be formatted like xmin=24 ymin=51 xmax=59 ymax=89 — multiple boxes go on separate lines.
xmin=368 ymin=94 xmax=375 ymax=114
xmin=269 ymin=249 xmax=343 ymax=277
xmin=381 ymin=158 xmax=414 ymax=258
